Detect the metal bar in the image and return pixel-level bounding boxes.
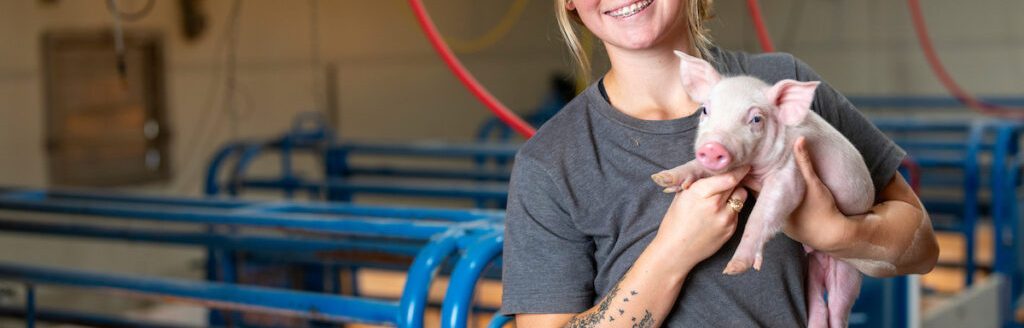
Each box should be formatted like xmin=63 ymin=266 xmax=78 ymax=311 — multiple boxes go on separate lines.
xmin=279 ymin=136 xmax=296 ymax=199
xmin=0 ymin=190 xmax=452 ymax=239
xmin=228 ymin=143 xmax=268 ymax=196
xmin=1012 ymin=161 xmax=1024 ymax=328
xmin=487 ymin=314 xmax=512 ymax=328
xmin=891 ymin=140 xmax=999 ymax=151
xmin=398 ymin=230 xmax=466 ymax=328
xmin=1 ymin=190 xmax=255 ymax=209
xmin=208 ymin=187 xmax=505 ymax=222
xmin=204 ymin=142 xmax=249 ymax=196
xmin=242 ymin=199 xmax=504 ymax=222
xmin=337 ymin=141 xmax=518 ymax=158
xmin=324 ymin=180 xmax=509 ymax=201
xmin=346 ymin=166 xmax=512 ymax=181
xmin=0 ymin=305 xmax=198 ymax=328
xmin=245 ymin=178 xmax=511 ymax=201
xmin=441 ymin=231 xmax=504 ymax=328
xmin=873 ymin=120 xmax=979 ymax=132
xmin=0 ymin=219 xmax=425 ymax=256
xmin=0 ymin=262 xmax=400 ymax=325
xmin=851 ymin=96 xmax=1024 ymax=108
xmin=962 ymin=122 xmax=984 ymax=287
xmin=25 ymin=283 xmax=34 ymax=328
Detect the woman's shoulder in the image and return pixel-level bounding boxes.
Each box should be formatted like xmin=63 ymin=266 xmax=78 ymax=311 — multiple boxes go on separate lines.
xmin=516 ymin=86 xmax=598 ymax=165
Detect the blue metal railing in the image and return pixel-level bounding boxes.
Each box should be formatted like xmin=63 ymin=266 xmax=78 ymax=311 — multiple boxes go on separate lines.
xmin=874 ymin=119 xmax=1023 ymax=289
xmin=0 ymin=188 xmax=503 ymax=327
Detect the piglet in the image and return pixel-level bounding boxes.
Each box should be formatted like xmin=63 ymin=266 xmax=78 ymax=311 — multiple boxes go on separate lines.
xmin=652 ymin=51 xmax=873 ymax=328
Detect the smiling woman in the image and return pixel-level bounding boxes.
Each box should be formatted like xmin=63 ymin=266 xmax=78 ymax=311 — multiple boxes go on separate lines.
xmin=555 ymin=0 xmax=714 ymax=82
xmin=500 ymin=0 xmax=937 ymax=327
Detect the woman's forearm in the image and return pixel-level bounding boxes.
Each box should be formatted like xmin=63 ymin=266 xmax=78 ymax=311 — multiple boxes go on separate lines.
xmin=558 ymin=237 xmax=695 ymax=328
xmin=828 ymin=177 xmax=939 ymax=277
xmin=519 ymin=169 xmax=749 ymax=328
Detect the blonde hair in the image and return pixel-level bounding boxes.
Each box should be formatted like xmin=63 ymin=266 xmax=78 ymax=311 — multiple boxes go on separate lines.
xmin=555 ymin=0 xmax=716 ymax=82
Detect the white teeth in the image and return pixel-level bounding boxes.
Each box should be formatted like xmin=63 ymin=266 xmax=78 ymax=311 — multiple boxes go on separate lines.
xmin=608 ymin=0 xmax=652 ymax=18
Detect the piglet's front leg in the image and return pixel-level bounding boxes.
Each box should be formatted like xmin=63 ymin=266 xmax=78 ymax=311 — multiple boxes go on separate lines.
xmin=724 ymin=167 xmax=805 ymax=275
xmin=652 ymin=160 xmax=712 ymax=193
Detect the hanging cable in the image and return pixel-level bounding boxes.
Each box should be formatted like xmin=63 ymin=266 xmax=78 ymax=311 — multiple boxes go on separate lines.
xmin=907 ymin=0 xmax=1024 ymax=118
xmin=444 ymin=0 xmax=529 ymax=54
xmin=172 ymin=0 xmax=245 ymax=193
xmin=107 ymin=0 xmax=128 ymax=80
xmin=745 ymin=0 xmax=775 ymax=53
xmin=309 ymin=0 xmax=326 ymax=114
xmin=106 ymin=0 xmax=156 ymax=22
xmin=408 ymin=0 xmax=536 ymax=138
xmin=224 ymin=0 xmax=242 ymax=139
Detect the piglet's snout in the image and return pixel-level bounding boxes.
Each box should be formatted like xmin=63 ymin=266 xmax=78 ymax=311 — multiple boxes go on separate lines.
xmin=697 ymin=142 xmax=732 ymax=171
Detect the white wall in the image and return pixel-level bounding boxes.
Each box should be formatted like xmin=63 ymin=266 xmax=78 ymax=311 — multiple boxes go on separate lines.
xmin=3 ymin=1 xmax=1022 ymax=191
xmin=0 ymin=0 xmax=575 ymax=318
xmin=0 ymin=0 xmax=574 ymax=193
xmin=711 ymin=0 xmax=1024 ymax=96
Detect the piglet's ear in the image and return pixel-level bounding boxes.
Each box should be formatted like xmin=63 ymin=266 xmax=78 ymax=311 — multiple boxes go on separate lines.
xmin=675 ymin=50 xmax=721 ymax=104
xmin=767 ymin=79 xmax=820 ymax=126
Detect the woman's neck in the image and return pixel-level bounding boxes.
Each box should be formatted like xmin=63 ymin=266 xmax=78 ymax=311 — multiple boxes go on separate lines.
xmin=602 ymin=45 xmax=702 ymax=121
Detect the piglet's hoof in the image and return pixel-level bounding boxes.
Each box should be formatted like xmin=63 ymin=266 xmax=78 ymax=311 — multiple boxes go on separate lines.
xmin=723 ymin=259 xmax=753 ymax=275
xmin=651 ymin=172 xmax=674 ymax=187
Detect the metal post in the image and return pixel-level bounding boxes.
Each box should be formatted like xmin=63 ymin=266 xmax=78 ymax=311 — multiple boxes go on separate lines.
xmin=397 ymin=230 xmax=465 ymax=328
xmin=487 ymin=313 xmax=512 ymax=328
xmin=962 ymin=122 xmax=984 ymax=286
xmin=24 ymin=284 xmax=34 ymax=328
xmin=441 ymin=231 xmax=503 ymax=328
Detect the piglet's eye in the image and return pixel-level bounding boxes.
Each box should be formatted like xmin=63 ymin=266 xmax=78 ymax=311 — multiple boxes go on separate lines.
xmin=699 ymin=106 xmax=707 ymax=115
xmin=750 ymin=115 xmax=763 ymax=124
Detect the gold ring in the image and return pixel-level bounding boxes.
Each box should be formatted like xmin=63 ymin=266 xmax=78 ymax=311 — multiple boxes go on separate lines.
xmin=726 ymin=198 xmax=744 ymax=213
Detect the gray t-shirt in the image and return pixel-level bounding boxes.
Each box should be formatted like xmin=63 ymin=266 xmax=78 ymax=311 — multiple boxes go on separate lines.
xmin=500 ymin=48 xmax=906 ymax=327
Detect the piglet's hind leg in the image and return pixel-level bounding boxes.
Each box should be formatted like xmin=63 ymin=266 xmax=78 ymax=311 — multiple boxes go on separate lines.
xmin=827 ymin=258 xmax=862 ymax=328
xmin=806 ymin=251 xmax=830 ymax=328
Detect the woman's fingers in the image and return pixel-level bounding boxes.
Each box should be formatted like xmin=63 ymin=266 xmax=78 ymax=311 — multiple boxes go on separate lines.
xmin=793 ymin=137 xmax=822 ymax=186
xmin=726 ymin=187 xmax=749 ymax=209
xmin=689 ymin=165 xmax=751 ymax=199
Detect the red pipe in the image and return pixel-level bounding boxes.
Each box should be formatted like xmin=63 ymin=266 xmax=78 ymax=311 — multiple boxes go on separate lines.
xmin=907 ymin=0 xmax=1024 ymax=118
xmin=745 ymin=0 xmax=775 ymax=53
xmin=408 ymin=0 xmax=537 ymax=138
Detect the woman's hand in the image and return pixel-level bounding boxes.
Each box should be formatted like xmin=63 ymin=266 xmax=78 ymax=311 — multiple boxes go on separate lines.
xmin=784 ymin=137 xmax=853 ymax=252
xmin=653 ymin=165 xmax=751 ymax=272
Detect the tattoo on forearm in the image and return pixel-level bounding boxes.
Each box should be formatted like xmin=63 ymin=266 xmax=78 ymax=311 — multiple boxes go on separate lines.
xmin=632 ymin=310 xmax=654 ymax=328
xmin=563 ymin=284 xmax=620 ymax=328
xmin=563 ymin=277 xmax=655 ymax=328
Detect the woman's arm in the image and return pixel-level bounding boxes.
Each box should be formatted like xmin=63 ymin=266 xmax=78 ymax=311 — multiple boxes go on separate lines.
xmin=519 ymin=236 xmax=696 ymax=328
xmin=786 ymin=137 xmax=939 ymax=277
xmin=518 ymin=167 xmax=751 ymax=327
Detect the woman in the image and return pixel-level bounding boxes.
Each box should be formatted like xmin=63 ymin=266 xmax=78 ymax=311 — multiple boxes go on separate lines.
xmin=500 ymin=0 xmax=939 ymax=327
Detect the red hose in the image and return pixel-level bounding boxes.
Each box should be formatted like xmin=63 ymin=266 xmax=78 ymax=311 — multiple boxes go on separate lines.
xmin=745 ymin=0 xmax=775 ymax=53
xmin=907 ymin=0 xmax=1024 ymax=118
xmin=408 ymin=0 xmax=537 ymax=138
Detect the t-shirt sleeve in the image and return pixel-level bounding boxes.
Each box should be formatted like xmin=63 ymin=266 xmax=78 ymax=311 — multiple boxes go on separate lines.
xmin=793 ymin=57 xmax=908 ymax=195
xmin=500 ymin=153 xmax=596 ymax=315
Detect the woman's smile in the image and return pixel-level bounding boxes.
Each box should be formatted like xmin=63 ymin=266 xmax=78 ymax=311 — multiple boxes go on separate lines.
xmin=604 ymin=0 xmax=655 ymax=19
